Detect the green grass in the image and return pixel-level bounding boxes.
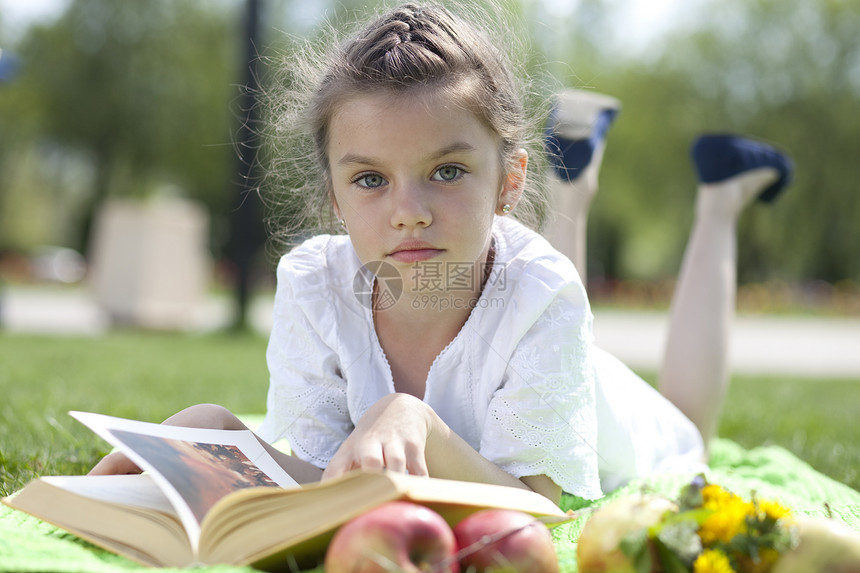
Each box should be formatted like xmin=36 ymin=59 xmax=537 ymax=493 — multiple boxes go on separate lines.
xmin=636 ymin=370 xmax=860 ymax=494
xmin=717 ymin=374 xmax=860 ymax=491
xmin=0 ymin=331 xmax=270 ymax=496
xmin=1 ymin=332 xmax=858 ymax=497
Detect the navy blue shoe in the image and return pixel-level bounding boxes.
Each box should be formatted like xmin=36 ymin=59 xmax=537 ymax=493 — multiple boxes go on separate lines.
xmin=691 ymin=134 xmax=794 ymax=203
xmin=545 ymin=90 xmax=621 ymax=183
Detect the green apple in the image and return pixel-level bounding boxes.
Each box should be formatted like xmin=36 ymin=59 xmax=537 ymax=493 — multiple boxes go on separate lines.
xmin=576 ymin=494 xmax=677 ymax=573
xmin=772 ymin=516 xmax=860 ymax=573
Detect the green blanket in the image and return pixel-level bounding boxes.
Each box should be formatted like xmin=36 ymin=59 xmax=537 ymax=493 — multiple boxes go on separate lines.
xmin=2 ymin=438 xmax=858 ymax=573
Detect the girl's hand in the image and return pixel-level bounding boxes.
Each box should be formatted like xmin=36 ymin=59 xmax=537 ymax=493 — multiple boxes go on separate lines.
xmin=322 ymin=393 xmax=433 ymax=481
xmin=320 ymin=394 xmax=561 ymax=503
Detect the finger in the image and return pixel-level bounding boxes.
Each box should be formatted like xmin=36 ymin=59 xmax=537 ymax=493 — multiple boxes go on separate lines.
xmin=357 ymin=443 xmax=385 ymax=472
xmin=403 ymin=441 xmax=429 ymax=477
xmin=321 ymin=464 xmax=342 ymax=482
xmin=322 ymin=459 xmax=351 ymax=481
xmin=322 ymin=450 xmax=357 ymax=481
xmin=381 ymin=447 xmax=407 ymax=474
xmin=88 ymin=452 xmax=141 ymax=476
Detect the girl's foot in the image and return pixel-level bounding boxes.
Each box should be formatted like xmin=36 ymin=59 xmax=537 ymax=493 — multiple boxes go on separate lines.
xmin=544 ymin=89 xmax=621 ymax=184
xmin=696 ymin=169 xmax=784 ymax=223
xmin=542 ymin=89 xmax=620 ymax=279
xmin=691 ymin=134 xmax=794 ymax=203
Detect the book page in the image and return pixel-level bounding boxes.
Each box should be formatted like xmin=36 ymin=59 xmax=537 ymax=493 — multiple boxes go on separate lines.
xmin=70 ymin=411 xmax=299 ymax=550
xmin=4 ymin=474 xmax=192 ymax=567
xmin=41 ymin=474 xmax=175 ymax=514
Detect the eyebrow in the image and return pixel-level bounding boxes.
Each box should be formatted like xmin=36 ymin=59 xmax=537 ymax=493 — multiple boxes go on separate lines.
xmin=336 ymin=141 xmax=478 ymax=167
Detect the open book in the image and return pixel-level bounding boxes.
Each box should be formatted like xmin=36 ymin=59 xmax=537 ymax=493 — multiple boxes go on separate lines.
xmin=2 ymin=412 xmax=569 ymax=570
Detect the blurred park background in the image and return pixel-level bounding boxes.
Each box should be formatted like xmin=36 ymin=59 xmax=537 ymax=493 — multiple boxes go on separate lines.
xmin=1 ymin=0 xmax=859 ymax=325
xmin=1 ymin=0 xmax=859 ymax=495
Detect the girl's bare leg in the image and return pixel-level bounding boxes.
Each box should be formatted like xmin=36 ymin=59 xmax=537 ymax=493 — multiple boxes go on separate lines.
xmin=659 ymin=135 xmax=793 ymax=443
xmin=543 ymin=89 xmax=620 ymax=282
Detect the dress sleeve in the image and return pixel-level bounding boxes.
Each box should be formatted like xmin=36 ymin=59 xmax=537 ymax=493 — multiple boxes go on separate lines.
xmin=479 ymin=289 xmax=603 ymax=500
xmin=256 ymin=259 xmax=353 ymax=470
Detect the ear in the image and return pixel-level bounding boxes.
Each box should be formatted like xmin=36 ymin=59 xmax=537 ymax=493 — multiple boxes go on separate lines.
xmin=327 ymin=179 xmax=343 ymax=220
xmin=497 ymin=148 xmax=528 ymax=215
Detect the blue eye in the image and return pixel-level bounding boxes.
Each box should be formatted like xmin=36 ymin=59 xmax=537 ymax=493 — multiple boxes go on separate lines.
xmin=354 ymin=173 xmax=386 ymax=188
xmin=432 ymin=165 xmax=464 ymax=182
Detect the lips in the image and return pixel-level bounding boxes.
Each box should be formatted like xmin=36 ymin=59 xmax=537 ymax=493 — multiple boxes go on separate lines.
xmin=388 ymin=240 xmax=443 ymax=263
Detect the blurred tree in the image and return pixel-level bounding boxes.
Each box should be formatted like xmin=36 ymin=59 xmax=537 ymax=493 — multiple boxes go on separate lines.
xmin=657 ymin=0 xmax=860 ymax=284
xmin=8 ymin=0 xmax=239 ymax=254
xmin=543 ymin=0 xmax=860 ymax=286
xmin=2 ymin=0 xmax=858 ymax=295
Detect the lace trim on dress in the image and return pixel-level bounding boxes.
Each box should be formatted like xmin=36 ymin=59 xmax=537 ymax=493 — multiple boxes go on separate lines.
xmin=266 ymin=380 xmax=349 ymax=467
xmin=487 ymin=389 xmax=601 ymax=500
xmin=482 ymin=296 xmax=602 ymax=499
xmin=261 ymin=290 xmax=352 ymax=468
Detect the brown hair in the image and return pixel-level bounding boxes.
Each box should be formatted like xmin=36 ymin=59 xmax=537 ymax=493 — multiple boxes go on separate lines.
xmin=261 ymin=2 xmax=547 ymax=252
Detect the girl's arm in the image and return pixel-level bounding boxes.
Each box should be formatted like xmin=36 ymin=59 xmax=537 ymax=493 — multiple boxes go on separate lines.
xmin=322 ymin=394 xmax=562 ymax=504
xmin=88 ymin=404 xmax=323 ymax=484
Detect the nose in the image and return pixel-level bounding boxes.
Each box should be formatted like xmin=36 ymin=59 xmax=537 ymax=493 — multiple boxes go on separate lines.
xmin=389 ymin=182 xmax=432 ymax=229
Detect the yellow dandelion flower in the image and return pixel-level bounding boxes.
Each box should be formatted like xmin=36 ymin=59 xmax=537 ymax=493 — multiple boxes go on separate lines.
xmin=699 ymin=499 xmax=752 ymax=545
xmin=702 ymin=485 xmax=734 ymax=510
xmin=693 ymin=549 xmax=736 ymax=573
xmin=701 ymin=484 xmax=723 ymax=499
xmin=757 ymin=499 xmax=791 ymax=521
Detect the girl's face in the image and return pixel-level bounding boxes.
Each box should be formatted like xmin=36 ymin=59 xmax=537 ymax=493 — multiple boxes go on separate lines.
xmin=327 ymin=91 xmax=526 ymax=297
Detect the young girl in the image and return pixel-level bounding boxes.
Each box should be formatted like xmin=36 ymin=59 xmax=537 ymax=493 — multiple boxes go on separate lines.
xmin=91 ymin=2 xmax=793 ymax=505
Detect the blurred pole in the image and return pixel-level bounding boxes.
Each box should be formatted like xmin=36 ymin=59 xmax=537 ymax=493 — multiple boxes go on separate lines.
xmin=229 ymin=0 xmax=264 ymax=331
xmin=0 ymin=49 xmax=21 ymax=330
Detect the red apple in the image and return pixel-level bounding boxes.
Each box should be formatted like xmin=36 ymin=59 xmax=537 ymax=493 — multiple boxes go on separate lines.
xmin=325 ymin=501 xmax=459 ymax=573
xmin=453 ymin=509 xmax=558 ymax=573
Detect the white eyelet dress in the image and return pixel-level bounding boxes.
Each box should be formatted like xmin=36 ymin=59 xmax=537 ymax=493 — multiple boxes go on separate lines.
xmin=257 ymin=216 xmax=705 ymax=499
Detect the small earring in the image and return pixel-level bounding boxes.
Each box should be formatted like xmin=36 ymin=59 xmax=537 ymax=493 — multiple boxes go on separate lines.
xmin=339 ymin=219 xmax=347 ymax=230
xmin=501 ymin=204 xmax=512 ymax=214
